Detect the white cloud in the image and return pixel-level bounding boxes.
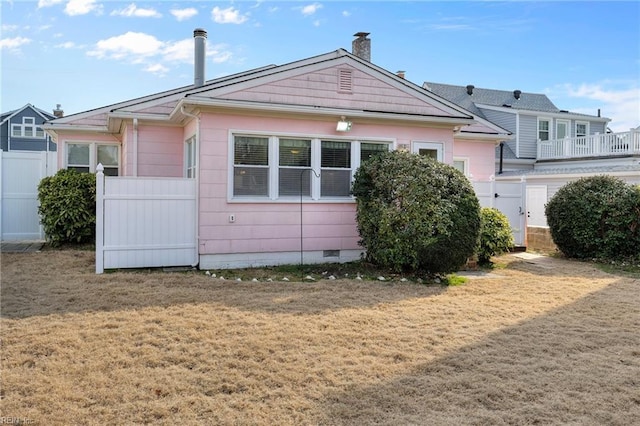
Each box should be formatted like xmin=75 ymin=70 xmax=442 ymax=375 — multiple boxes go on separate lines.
xmin=211 ymin=6 xmax=248 ymax=24
xmin=87 ymin=32 xmax=234 ymax=75
xmin=300 ymin=3 xmax=322 ymax=16
xmin=38 ymin=0 xmax=64 ymax=8
xmin=111 ymin=3 xmax=161 ymax=18
xmin=162 ymin=39 xmax=194 ymax=63
xmin=550 ymin=81 xmax=640 ymax=132
xmin=170 ymin=7 xmax=198 ymax=21
xmin=342 ymin=11 xmax=351 ymax=17
xmin=55 ymin=41 xmax=77 ymax=49
xmin=313 ymin=20 xmax=321 ymax=27
xmin=0 ymin=36 xmax=31 ymax=51
xmin=1 ymin=24 xmax=19 ymax=32
xmin=87 ymin=32 xmax=163 ymax=59
xmin=145 ymin=63 xmax=169 ymax=75
xmin=65 ymin=0 xmax=101 ymax=16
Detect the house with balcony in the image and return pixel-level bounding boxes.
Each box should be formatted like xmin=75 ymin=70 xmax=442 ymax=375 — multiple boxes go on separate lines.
xmin=423 ymin=82 xmax=640 ymax=249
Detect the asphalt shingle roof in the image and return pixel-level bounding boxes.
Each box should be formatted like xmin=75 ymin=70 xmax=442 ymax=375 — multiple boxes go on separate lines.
xmin=423 ymin=82 xmax=561 ymax=118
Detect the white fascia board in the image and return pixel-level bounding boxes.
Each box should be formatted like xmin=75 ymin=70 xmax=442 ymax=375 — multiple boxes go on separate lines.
xmin=476 ymin=103 xmax=610 ymax=122
xmin=108 ymin=111 xmax=173 ymax=122
xmin=176 ymin=97 xmax=475 ymax=126
xmin=456 ymin=132 xmax=512 ymax=143
xmin=42 ymin=124 xmax=109 ymax=134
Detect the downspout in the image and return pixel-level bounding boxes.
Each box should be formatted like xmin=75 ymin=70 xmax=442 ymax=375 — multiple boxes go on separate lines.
xmin=133 ymin=118 xmax=138 ymax=177
xmin=515 ymin=112 xmax=520 ymax=158
xmin=498 ymin=142 xmax=504 ymax=174
xmin=181 ymin=105 xmax=200 ymax=268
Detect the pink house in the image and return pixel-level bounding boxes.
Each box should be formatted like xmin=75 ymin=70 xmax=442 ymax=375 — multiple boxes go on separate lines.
xmin=44 ymin=30 xmax=509 ymax=270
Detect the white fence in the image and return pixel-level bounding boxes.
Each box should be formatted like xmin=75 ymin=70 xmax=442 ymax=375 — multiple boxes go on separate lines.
xmin=95 ymin=166 xmax=197 ymax=273
xmin=0 ymin=150 xmax=57 ymax=241
xmin=473 ymin=179 xmax=527 ymax=246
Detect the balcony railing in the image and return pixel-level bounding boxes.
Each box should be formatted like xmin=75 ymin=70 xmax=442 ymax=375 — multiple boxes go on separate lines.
xmin=537 ymin=129 xmax=640 ymax=160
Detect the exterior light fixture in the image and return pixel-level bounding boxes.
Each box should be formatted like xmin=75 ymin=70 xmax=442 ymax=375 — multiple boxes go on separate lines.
xmin=336 ymin=116 xmax=352 ymax=132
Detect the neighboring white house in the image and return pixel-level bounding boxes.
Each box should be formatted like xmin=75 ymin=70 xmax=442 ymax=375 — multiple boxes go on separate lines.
xmin=424 ymin=82 xmax=640 ymax=250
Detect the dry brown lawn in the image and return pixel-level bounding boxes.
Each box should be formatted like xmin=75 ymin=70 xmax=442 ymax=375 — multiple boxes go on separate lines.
xmin=1 ymin=248 xmax=639 ymax=425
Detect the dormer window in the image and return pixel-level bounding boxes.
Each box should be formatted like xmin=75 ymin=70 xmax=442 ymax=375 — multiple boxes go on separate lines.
xmin=11 ymin=117 xmax=45 ymax=139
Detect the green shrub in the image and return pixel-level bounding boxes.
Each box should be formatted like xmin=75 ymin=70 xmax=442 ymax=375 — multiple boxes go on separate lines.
xmin=477 ymin=207 xmax=514 ymax=265
xmin=38 ymin=169 xmax=96 ymax=246
xmin=352 ymin=150 xmax=481 ymax=274
xmin=545 ymin=175 xmax=640 ymax=260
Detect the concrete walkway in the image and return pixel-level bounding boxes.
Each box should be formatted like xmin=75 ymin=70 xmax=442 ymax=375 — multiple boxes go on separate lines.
xmin=1 ymin=241 xmax=45 ymax=253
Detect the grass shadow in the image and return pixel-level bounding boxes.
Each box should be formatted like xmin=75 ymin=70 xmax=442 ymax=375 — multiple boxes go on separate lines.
xmin=315 ymin=276 xmax=640 ymax=425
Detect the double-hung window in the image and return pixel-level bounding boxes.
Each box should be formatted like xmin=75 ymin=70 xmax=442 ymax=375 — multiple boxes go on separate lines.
xmin=67 ymin=143 xmax=120 ymax=176
xmin=279 ymin=138 xmax=312 ymax=196
xmin=321 ymin=140 xmax=351 ymax=197
xmin=231 ymin=134 xmax=390 ymax=200
xmin=575 ymin=122 xmax=589 ymax=138
xmin=233 ymin=136 xmax=269 ymax=196
xmin=538 ymin=119 xmax=550 ymax=141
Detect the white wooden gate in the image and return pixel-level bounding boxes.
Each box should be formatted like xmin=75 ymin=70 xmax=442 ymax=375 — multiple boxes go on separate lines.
xmin=526 ymin=185 xmax=548 ymax=227
xmin=0 ymin=150 xmax=57 ymax=241
xmin=473 ymin=179 xmax=527 ymax=246
xmin=95 ymin=167 xmax=197 ymax=273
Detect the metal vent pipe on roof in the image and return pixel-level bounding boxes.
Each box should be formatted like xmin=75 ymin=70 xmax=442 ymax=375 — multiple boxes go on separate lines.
xmin=466 ymin=85 xmax=474 ymax=95
xmin=194 ymin=28 xmax=207 ymax=87
xmin=513 ymin=90 xmax=522 ymax=100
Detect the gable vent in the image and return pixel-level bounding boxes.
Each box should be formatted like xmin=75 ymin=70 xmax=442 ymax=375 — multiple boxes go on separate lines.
xmin=338 ymin=69 xmax=353 ymax=93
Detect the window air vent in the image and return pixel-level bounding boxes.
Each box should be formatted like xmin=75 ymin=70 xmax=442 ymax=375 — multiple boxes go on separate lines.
xmin=338 ymin=69 xmax=353 ymax=93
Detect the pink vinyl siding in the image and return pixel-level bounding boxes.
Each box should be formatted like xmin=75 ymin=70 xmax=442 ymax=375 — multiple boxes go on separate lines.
xmin=222 ymin=66 xmax=454 ymax=117
xmin=197 ymin=112 xmax=454 ymax=257
xmin=136 ymin=125 xmax=184 ymax=177
xmin=453 ymin=139 xmax=497 ymax=181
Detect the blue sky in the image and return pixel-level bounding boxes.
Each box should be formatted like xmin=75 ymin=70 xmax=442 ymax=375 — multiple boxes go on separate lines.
xmin=2 ymin=1 xmax=639 ymax=131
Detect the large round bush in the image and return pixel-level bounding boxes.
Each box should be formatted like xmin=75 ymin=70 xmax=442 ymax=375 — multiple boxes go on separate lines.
xmin=38 ymin=169 xmax=96 ymax=246
xmin=545 ymin=175 xmax=640 ymax=259
xmin=352 ymin=150 xmax=481 ymax=273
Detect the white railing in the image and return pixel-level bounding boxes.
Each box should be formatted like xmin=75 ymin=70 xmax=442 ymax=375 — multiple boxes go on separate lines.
xmin=537 ymin=129 xmax=640 ymax=160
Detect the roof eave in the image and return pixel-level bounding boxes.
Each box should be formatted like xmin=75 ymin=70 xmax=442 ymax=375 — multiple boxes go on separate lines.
xmin=177 ymin=97 xmax=475 ymax=126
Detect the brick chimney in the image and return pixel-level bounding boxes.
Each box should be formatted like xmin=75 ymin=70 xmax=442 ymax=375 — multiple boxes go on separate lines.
xmin=396 ymin=70 xmax=406 ymax=79
xmin=352 ymin=32 xmax=371 ymax=62
xmin=53 ymin=104 xmax=64 ymax=118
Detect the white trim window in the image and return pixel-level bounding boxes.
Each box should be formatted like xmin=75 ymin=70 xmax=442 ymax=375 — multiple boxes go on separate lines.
xmin=538 ymin=118 xmax=550 ymax=141
xmin=66 ymin=142 xmax=120 ymax=176
xmin=11 ymin=117 xmax=45 ymax=139
xmin=231 ymin=133 xmax=390 ymax=200
xmin=412 ymin=141 xmax=444 ymax=161
xmin=453 ymin=157 xmax=470 ymax=177
xmin=575 ymin=121 xmax=589 ymax=138
xmin=185 ymin=136 xmax=197 ymax=178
